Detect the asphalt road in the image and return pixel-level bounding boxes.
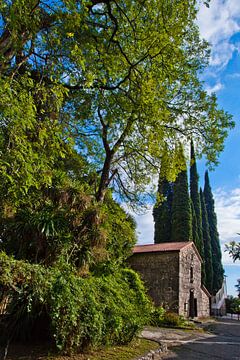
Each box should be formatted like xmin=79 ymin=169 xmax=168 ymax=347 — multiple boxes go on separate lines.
xmin=162 ymin=318 xmax=240 ymax=360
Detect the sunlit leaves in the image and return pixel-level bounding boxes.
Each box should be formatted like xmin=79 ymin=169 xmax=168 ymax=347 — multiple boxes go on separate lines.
xmin=0 ymin=0 xmax=234 ymax=205
xmin=0 ymin=75 xmax=71 ymax=203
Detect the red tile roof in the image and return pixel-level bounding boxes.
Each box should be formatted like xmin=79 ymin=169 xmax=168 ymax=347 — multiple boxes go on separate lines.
xmin=132 ymin=241 xmax=202 ymax=262
xmin=133 ymin=242 xmax=191 ymax=254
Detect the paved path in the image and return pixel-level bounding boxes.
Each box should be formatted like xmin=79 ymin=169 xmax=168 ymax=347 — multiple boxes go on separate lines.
xmin=160 ymin=319 xmax=240 ymax=359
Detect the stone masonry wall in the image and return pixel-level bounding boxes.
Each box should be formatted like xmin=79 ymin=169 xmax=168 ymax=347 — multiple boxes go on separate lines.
xmin=179 ymin=246 xmax=210 ymax=317
xmin=199 ymin=288 xmax=211 ymax=317
xmin=128 ymin=252 xmax=179 ymax=311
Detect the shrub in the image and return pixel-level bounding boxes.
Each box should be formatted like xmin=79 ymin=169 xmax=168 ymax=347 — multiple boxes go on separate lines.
xmin=49 ymin=267 xmax=151 ymax=353
xmin=149 ymin=308 xmax=188 ymax=328
xmin=0 ymin=252 xmax=151 ymax=354
xmin=160 ymin=312 xmax=183 ymax=327
xmin=149 ymin=307 xmax=166 ymax=326
xmin=226 ymin=296 xmax=240 ymax=314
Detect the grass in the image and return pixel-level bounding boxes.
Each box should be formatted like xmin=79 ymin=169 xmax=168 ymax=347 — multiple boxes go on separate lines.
xmin=5 ymin=338 xmax=160 ymax=360
xmin=81 ymin=339 xmax=159 ymax=360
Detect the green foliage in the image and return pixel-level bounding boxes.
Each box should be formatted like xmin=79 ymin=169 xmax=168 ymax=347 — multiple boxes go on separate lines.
xmin=189 ymin=142 xmax=205 ymax=283
xmin=0 ymin=75 xmax=72 ymax=204
xmin=102 ymin=194 xmax=137 ymax=264
xmin=171 ymin=147 xmax=192 ymax=242
xmin=153 ymin=151 xmax=173 ymax=244
xmin=204 ymin=171 xmax=224 ymax=294
xmin=0 ymin=179 xmax=141 ymax=353
xmin=190 ymin=142 xmax=204 ymax=259
xmin=0 ymin=185 xmax=136 ymax=272
xmin=0 ymin=252 xmax=151 ymax=354
xmin=225 ymin=241 xmax=240 ymax=262
xmin=191 ymin=200 xmax=199 ymax=249
xmin=150 ymin=309 xmax=189 ymax=328
xmin=235 ymin=279 xmax=240 ymax=298
xmin=0 ymin=0 xmax=234 ymax=355
xmin=0 ymin=0 xmax=235 ymax=205
xmin=200 ymin=188 xmax=213 ymax=293
xmin=160 ymin=312 xmax=184 ymax=327
xmin=0 ymin=251 xmax=52 ymax=342
xmin=226 ymin=296 xmax=240 ymax=314
xmin=149 ymin=307 xmax=166 ymax=326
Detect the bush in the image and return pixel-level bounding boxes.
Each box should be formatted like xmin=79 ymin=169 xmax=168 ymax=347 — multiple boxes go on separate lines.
xmin=149 ymin=308 xmax=187 ymax=328
xmin=226 ymin=296 xmax=240 ymax=314
xmin=160 ymin=312 xmax=183 ymax=327
xmin=0 ymin=252 xmax=151 ymax=354
xmin=149 ymin=307 xmax=166 ymax=326
xmin=49 ymin=267 xmax=151 ymax=353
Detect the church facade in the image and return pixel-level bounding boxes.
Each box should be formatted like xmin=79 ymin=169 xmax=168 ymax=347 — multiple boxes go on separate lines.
xmin=128 ymin=242 xmax=210 ymax=318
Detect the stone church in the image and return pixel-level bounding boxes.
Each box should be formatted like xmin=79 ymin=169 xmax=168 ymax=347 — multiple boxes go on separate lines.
xmin=128 ymin=241 xmax=210 ymax=318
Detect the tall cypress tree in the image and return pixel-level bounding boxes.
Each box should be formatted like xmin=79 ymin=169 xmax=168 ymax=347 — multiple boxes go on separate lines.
xmin=153 ymin=152 xmax=172 ymax=243
xmin=204 ymin=171 xmax=224 ymax=294
xmin=153 ymin=179 xmax=172 ymax=243
xmin=200 ymin=188 xmax=213 ymax=293
xmin=191 ymin=200 xmax=199 ymax=246
xmin=190 ymin=141 xmax=204 ymax=258
xmin=171 ymin=147 xmax=191 ymax=242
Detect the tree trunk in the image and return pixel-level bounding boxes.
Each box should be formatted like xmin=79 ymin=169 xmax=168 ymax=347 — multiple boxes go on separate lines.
xmin=96 ymin=153 xmax=113 ymax=202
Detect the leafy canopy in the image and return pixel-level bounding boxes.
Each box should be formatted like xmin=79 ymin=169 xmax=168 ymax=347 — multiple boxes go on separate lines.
xmin=0 ymin=0 xmax=234 ymax=205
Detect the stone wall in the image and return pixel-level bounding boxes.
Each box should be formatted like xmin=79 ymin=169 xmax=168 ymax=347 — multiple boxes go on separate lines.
xmin=128 ymin=244 xmax=210 ymax=318
xmin=179 ymin=246 xmax=210 ymax=318
xmin=128 ymin=252 xmax=179 ymax=311
xmin=199 ymin=287 xmax=211 ymax=317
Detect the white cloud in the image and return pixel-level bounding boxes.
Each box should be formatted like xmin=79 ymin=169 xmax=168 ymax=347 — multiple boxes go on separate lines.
xmin=209 ymin=42 xmax=236 ymax=69
xmin=135 ymin=209 xmax=154 ymax=245
xmin=227 ymin=72 xmax=240 ymax=78
xmin=214 ymin=187 xmax=240 ymax=265
xmin=214 ymin=187 xmax=240 ymax=243
xmin=198 ymin=0 xmax=240 ymax=70
xmin=205 ymin=81 xmax=224 ymax=94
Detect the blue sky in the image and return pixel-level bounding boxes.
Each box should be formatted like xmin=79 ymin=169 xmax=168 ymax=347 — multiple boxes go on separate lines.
xmin=134 ymin=0 xmax=240 ymax=297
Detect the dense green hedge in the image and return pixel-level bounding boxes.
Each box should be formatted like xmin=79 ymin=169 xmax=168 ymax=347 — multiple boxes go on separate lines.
xmin=0 ymin=252 xmax=151 ymax=354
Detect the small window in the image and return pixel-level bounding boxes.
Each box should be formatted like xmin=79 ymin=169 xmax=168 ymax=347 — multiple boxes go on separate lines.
xmin=190 ymin=266 xmax=194 ymax=283
xmin=184 ymin=302 xmax=188 ymax=312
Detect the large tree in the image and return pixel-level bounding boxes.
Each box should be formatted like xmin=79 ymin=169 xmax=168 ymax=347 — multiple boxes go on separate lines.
xmin=190 ymin=141 xmax=205 ymax=283
xmin=203 ymin=171 xmax=224 ymax=294
xmin=191 ymin=200 xmax=199 ymax=246
xmin=0 ymin=1 xmax=234 ymax=353
xmin=190 ymin=141 xmax=204 ymax=257
xmin=153 ymin=151 xmax=173 ymax=243
xmin=200 ymin=188 xmax=213 ymax=293
xmin=0 ymin=0 xmax=234 ymax=207
xmin=171 ymin=146 xmax=192 ymax=242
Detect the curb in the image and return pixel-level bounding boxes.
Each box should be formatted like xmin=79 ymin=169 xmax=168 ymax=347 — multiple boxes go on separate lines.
xmin=136 ymin=343 xmax=168 ymax=360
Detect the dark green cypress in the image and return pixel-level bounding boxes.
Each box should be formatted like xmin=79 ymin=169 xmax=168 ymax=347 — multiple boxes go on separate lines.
xmin=190 ymin=199 xmax=199 ymax=248
xmin=153 ymin=178 xmax=172 ymax=243
xmin=171 ymin=148 xmax=191 ymax=242
xmin=200 ymin=188 xmax=213 ymax=293
xmin=204 ymin=171 xmax=224 ymax=294
xmin=190 ymin=141 xmax=204 ymax=258
xmin=153 ymin=154 xmax=173 ymax=243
